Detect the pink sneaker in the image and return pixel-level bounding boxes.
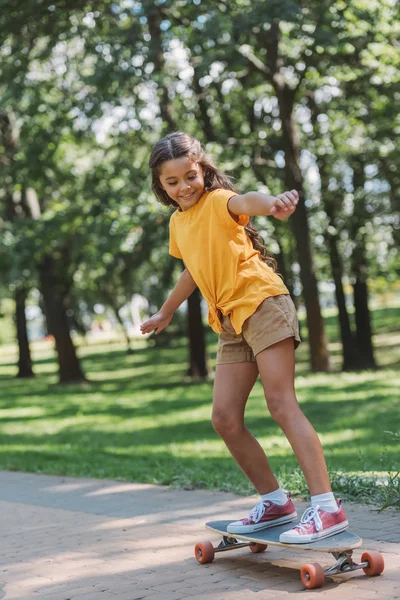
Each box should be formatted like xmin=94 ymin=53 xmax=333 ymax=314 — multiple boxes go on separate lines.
xmin=279 ymin=499 xmax=349 ymax=544
xmin=227 ymin=495 xmax=297 ymax=534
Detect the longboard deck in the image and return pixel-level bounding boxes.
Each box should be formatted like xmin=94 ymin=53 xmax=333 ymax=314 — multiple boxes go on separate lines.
xmin=206 ymin=520 xmax=362 ymax=553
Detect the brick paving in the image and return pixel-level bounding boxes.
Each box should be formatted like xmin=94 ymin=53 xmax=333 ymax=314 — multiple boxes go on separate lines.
xmin=0 ymin=471 xmax=398 ymax=599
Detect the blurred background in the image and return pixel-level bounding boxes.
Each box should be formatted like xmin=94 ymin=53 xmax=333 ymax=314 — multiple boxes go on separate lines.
xmin=1 ymin=0 xmax=399 ymax=381
xmin=0 ymin=0 xmax=399 ymax=503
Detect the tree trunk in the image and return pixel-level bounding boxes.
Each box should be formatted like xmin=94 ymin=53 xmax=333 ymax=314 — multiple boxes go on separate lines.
xmin=274 ymin=240 xmax=292 ymax=297
xmin=187 ymin=288 xmax=208 ymax=379
xmin=350 ymin=161 xmax=376 ymax=369
xmin=39 ymin=255 xmax=86 ymax=383
xmin=352 ymin=241 xmax=377 ymax=369
xmin=5 ymin=187 xmax=36 ymax=378
xmin=327 ymin=230 xmax=364 ymax=370
xmin=108 ymin=300 xmax=133 ymax=355
xmin=380 ymin=161 xmax=400 ymax=248
xmin=320 ymin=180 xmax=363 ymax=370
xmin=306 ymin=91 xmax=362 ymax=371
xmin=15 ymin=287 xmax=34 ymax=378
xmin=277 ymin=87 xmax=330 ymax=371
xmin=245 ymin=27 xmax=330 ymax=370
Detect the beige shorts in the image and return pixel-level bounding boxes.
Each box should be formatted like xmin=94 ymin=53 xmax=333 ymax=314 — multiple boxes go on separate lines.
xmin=216 ymin=295 xmax=301 ymax=365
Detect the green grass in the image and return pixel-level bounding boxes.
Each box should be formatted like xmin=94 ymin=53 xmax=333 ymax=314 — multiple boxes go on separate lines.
xmin=0 ymin=303 xmax=399 ymax=507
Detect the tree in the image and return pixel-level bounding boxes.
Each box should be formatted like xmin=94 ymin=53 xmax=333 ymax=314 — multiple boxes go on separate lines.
xmin=0 ymin=110 xmax=34 ymax=377
xmin=168 ymin=1 xmax=331 ymax=370
xmin=1 ymin=0 xmax=398 ymax=377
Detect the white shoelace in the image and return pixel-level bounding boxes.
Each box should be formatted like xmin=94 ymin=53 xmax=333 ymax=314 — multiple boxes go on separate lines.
xmin=295 ymin=505 xmax=323 ymax=532
xmin=249 ymin=500 xmax=266 ymax=523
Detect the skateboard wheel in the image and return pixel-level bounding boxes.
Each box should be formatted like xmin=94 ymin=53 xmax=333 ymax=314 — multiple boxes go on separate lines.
xmin=194 ymin=541 xmax=215 ymax=564
xmin=301 ymin=563 xmax=325 ymax=589
xmin=249 ymin=543 xmax=267 ymax=553
xmin=361 ymin=551 xmax=385 ymax=576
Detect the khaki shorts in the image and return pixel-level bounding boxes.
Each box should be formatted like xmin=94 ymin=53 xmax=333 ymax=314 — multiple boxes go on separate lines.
xmin=217 ymin=295 xmax=301 ymax=365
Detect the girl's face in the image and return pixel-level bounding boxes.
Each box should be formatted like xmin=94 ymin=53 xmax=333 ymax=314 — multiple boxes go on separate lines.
xmin=159 ymin=156 xmax=205 ymax=211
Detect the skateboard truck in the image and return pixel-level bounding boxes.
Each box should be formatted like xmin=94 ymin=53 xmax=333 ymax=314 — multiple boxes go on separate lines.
xmin=214 ymin=535 xmax=250 ymax=553
xmin=325 ymin=550 xmax=367 ymax=575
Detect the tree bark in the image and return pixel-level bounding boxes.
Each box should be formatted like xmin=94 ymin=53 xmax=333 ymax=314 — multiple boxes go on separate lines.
xmin=353 ymin=267 xmax=376 ymax=369
xmin=5 ymin=190 xmax=35 ymax=378
xmin=274 ymin=239 xmax=293 ymax=298
xmin=15 ymin=288 xmax=34 ymax=378
xmin=380 ymin=160 xmax=400 ymax=248
xmin=106 ymin=295 xmax=133 ymax=355
xmin=277 ymin=87 xmax=329 ymax=371
xmin=320 ymin=182 xmax=364 ymax=370
xmin=351 ymin=161 xmax=376 ymax=369
xmin=351 ymin=238 xmax=377 ymax=369
xmin=38 ymin=255 xmax=86 ymax=383
xmin=305 ymin=91 xmax=364 ymax=370
xmin=327 ymin=229 xmax=364 ymax=370
xmin=186 ymin=288 xmax=208 ymax=378
xmin=1 ymin=112 xmax=36 ymax=378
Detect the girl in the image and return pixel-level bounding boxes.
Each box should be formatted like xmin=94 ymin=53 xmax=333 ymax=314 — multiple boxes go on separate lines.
xmin=140 ymin=132 xmax=348 ymax=543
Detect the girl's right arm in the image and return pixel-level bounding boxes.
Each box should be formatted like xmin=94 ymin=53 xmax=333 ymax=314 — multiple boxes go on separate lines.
xmin=140 ymin=268 xmax=197 ymax=335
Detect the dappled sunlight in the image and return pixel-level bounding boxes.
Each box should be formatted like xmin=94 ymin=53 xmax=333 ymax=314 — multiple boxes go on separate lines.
xmin=8 ymin=533 xmax=200 ymax=594
xmin=319 ymin=428 xmax=369 ymax=446
xmin=92 ymin=518 xmax=149 ymax=529
xmin=0 ymin=406 xmax=47 ymax=419
xmin=44 ymin=481 xmax=100 ymax=494
xmin=0 ymin=311 xmax=399 ymax=500
xmin=86 ymin=483 xmax=156 ymax=496
xmin=324 ymin=444 xmax=399 ymax=459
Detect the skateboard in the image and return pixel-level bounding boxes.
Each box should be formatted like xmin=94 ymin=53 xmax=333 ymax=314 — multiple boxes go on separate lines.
xmin=194 ymin=520 xmax=385 ymax=589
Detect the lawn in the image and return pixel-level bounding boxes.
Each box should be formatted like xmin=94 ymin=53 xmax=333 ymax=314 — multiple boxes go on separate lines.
xmin=0 ymin=303 xmax=399 ymax=506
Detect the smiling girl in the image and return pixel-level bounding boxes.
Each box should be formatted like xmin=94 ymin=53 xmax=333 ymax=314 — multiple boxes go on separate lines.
xmin=140 ymin=132 xmax=348 ymax=543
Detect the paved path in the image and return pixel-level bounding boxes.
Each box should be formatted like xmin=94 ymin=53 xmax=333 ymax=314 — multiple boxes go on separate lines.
xmin=0 ymin=471 xmax=398 ymax=599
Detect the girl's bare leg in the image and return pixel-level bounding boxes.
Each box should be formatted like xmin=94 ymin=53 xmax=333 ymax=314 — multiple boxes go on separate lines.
xmin=212 ymin=361 xmax=279 ymax=495
xmin=256 ymin=337 xmax=331 ymax=495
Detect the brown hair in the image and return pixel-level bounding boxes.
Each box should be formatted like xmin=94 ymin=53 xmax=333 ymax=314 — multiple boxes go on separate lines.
xmin=149 ymin=132 xmax=277 ymax=271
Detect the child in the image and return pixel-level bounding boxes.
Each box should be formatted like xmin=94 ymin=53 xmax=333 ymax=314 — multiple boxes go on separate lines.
xmin=140 ymin=131 xmax=348 ymax=543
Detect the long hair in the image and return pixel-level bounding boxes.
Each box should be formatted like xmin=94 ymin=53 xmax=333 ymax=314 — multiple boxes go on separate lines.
xmin=149 ymin=131 xmax=277 ymax=271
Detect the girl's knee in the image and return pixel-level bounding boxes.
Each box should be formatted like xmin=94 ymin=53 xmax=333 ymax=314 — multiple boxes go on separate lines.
xmin=211 ymin=408 xmax=244 ymax=438
xmin=266 ymin=392 xmax=300 ymax=426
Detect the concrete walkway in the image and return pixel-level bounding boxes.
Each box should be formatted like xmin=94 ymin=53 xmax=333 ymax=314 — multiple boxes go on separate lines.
xmin=0 ymin=472 xmax=398 ymax=600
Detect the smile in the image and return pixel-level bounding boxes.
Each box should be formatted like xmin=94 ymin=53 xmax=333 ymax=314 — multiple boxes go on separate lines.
xmin=181 ymin=191 xmax=195 ymax=200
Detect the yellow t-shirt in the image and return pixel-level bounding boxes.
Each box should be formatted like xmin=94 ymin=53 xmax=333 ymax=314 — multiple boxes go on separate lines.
xmin=169 ymin=188 xmax=289 ymax=334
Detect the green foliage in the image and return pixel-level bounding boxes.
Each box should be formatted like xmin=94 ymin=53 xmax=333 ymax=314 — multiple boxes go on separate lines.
xmin=0 ymin=0 xmax=399 ymax=360
xmin=0 ymin=304 xmax=398 ymax=504
xmin=377 ymin=432 xmax=400 ymax=512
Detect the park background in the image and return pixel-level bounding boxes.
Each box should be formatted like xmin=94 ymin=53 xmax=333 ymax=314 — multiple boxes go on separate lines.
xmin=0 ymin=1 xmax=399 ymax=511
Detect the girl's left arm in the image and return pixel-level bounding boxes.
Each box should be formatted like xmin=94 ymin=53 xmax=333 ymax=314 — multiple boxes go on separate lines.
xmin=229 ymin=189 xmax=299 ymax=221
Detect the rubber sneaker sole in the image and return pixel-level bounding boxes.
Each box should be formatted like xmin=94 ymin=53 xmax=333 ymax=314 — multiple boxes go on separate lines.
xmin=227 ymin=512 xmax=298 ymax=535
xmin=279 ymin=519 xmax=349 ymax=544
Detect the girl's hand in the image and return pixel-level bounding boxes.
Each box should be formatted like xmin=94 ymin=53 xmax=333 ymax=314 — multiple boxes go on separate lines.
xmin=270 ymin=190 xmax=299 ymax=220
xmin=140 ymin=311 xmax=173 ymax=335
